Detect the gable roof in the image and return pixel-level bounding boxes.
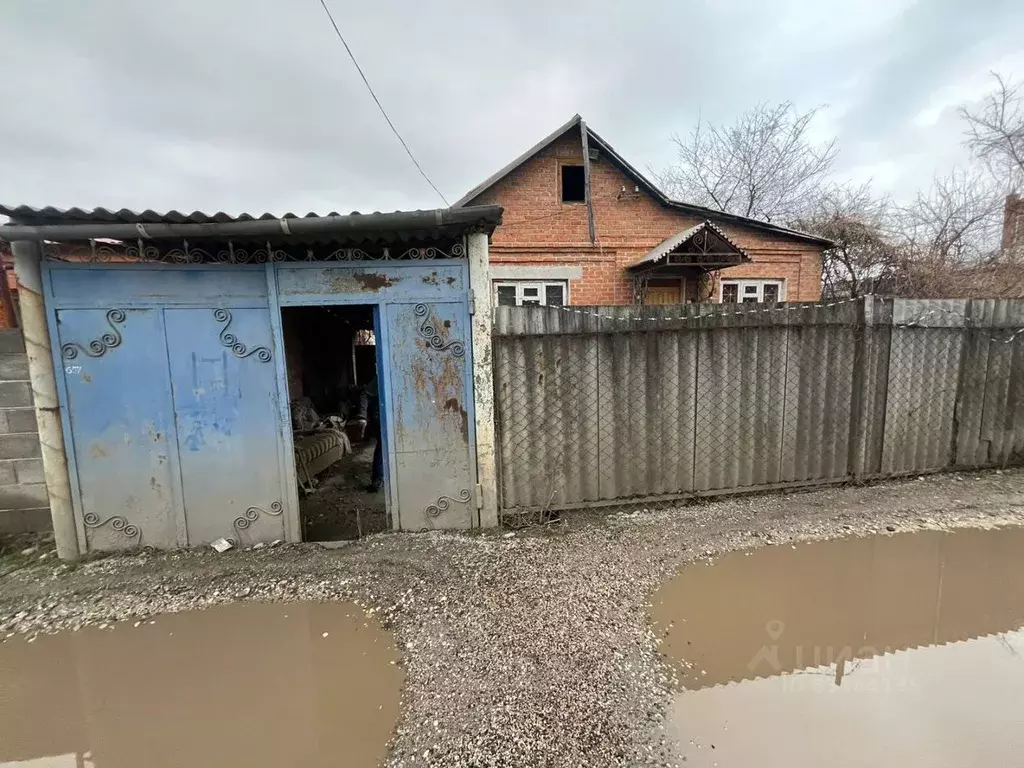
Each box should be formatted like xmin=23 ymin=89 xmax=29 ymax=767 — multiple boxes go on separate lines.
xmin=628 ymin=220 xmax=751 ymax=270
xmin=454 ymin=115 xmax=834 ymax=248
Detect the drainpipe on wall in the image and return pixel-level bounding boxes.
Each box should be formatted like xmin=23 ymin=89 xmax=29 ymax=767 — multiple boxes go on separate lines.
xmin=467 ymin=231 xmax=499 ymax=528
xmin=10 ymin=241 xmax=79 ymax=560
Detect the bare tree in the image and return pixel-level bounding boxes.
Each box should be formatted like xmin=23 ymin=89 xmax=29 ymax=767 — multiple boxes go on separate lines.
xmin=801 ymin=173 xmax=1008 ymax=300
xmin=889 ymin=168 xmax=1015 ymax=298
xmin=960 ymin=73 xmax=1024 ymax=190
xmin=896 ymin=168 xmax=1003 ymax=264
xmin=654 ymin=102 xmax=838 ymax=223
xmin=797 ymin=184 xmax=901 ymax=298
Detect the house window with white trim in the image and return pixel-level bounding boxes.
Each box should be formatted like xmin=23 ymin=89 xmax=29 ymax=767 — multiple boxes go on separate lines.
xmin=720 ymin=279 xmax=785 ymax=304
xmin=494 ymin=281 xmax=567 ymax=307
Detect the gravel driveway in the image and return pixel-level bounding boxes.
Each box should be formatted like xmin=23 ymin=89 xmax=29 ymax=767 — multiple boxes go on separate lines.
xmin=4 ymin=470 xmax=1024 ymax=767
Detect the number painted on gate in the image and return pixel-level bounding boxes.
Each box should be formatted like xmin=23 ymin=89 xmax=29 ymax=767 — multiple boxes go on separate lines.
xmin=65 ymin=365 xmax=83 ymax=375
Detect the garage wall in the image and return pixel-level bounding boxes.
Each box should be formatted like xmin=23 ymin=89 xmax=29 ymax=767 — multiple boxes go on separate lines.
xmin=0 ymin=329 xmax=49 ymax=533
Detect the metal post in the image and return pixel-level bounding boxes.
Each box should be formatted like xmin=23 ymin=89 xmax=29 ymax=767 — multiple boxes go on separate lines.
xmin=467 ymin=231 xmax=499 ymax=528
xmin=10 ymin=241 xmax=79 ymax=560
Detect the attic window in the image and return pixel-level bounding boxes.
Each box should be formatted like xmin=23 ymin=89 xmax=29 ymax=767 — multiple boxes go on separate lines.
xmin=561 ymin=165 xmax=586 ymax=203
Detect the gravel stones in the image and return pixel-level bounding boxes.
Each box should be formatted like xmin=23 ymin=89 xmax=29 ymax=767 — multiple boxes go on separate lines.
xmin=3 ymin=470 xmax=1024 ymax=766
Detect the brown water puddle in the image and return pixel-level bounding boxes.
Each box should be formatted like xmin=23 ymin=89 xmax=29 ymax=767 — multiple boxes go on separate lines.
xmin=0 ymin=601 xmax=403 ymax=768
xmin=651 ymin=527 xmax=1024 ymax=767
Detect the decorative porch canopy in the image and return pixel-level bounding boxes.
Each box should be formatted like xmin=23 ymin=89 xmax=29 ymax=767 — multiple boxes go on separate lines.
xmin=626 ymin=220 xmax=751 ymax=276
xmin=626 ymin=221 xmax=751 ymax=303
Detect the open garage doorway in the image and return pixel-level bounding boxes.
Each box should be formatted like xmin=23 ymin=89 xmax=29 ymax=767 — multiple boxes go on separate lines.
xmin=281 ymin=305 xmax=387 ymax=541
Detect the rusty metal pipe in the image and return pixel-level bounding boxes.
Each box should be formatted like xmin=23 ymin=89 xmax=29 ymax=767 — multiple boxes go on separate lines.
xmin=10 ymin=240 xmax=79 ymax=560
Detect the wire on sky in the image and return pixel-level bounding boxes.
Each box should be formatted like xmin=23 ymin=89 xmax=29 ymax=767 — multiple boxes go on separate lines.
xmin=316 ymin=0 xmax=450 ymax=207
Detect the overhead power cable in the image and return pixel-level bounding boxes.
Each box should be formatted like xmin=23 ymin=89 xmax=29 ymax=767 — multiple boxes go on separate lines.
xmin=315 ymin=0 xmax=450 ymax=206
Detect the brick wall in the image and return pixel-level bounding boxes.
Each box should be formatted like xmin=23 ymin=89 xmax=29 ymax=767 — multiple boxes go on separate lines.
xmin=472 ymin=130 xmax=824 ymax=304
xmin=1004 ymin=194 xmax=1024 ymax=256
xmin=0 ymin=329 xmax=49 ymax=533
xmin=0 ymin=258 xmax=18 ymax=329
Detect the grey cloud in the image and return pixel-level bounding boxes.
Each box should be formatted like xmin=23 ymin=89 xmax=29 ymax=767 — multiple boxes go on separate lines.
xmin=1 ymin=0 xmax=1021 ymax=214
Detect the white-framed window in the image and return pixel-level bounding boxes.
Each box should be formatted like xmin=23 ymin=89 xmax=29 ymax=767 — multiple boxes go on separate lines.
xmin=494 ymin=280 xmax=568 ymax=307
xmin=720 ymin=279 xmax=786 ymax=304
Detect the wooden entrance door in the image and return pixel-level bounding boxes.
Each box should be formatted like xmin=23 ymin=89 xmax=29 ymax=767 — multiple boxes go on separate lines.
xmin=645 ymin=285 xmax=681 ymax=305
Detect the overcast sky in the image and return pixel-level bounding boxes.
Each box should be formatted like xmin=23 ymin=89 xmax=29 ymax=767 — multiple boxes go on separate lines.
xmin=1 ymin=0 xmax=1022 ymax=216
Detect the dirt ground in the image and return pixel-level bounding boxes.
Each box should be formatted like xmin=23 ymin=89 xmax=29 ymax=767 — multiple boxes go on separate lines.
xmin=300 ymin=439 xmax=388 ymax=541
xmin=4 ymin=470 xmax=1024 ymax=767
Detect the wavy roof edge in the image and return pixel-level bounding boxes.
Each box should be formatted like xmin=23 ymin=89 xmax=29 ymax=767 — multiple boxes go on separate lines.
xmin=0 ymin=204 xmax=502 ymax=227
xmin=0 ymin=204 xmax=504 ymax=243
xmin=630 ymin=220 xmax=753 ymax=269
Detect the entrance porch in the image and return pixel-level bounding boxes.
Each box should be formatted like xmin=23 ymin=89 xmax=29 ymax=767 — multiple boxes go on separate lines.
xmin=627 ymin=220 xmax=751 ymax=305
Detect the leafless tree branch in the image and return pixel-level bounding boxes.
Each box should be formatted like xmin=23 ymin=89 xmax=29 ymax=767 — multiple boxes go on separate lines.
xmin=653 ymin=102 xmax=838 ymax=224
xmin=960 ymin=73 xmax=1024 ymax=191
xmin=797 ymin=183 xmax=902 ymax=298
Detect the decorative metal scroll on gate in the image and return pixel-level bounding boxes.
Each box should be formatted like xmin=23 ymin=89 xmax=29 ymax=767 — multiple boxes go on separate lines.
xmin=83 ymin=512 xmax=142 ymax=546
xmin=424 ymin=489 xmax=472 ymax=518
xmin=414 ymin=304 xmax=465 ymax=357
xmin=42 ymin=240 xmax=466 ymax=264
xmin=231 ymin=501 xmax=283 ymax=541
xmin=631 ymin=273 xmax=650 ymax=305
xmin=213 ymin=309 xmax=272 ymax=362
xmin=61 ymin=309 xmax=126 ymax=360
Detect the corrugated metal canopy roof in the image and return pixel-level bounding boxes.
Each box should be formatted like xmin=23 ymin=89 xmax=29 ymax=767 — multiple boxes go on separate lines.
xmin=0 ymin=204 xmax=503 ymax=243
xmin=0 ymin=205 xmax=343 ymax=224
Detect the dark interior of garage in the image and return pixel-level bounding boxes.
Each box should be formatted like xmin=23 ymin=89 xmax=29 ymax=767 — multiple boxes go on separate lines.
xmin=281 ymin=305 xmax=387 ymax=541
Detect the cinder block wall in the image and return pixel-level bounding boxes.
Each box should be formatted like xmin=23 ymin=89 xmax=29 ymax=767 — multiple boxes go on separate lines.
xmin=0 ymin=329 xmax=50 ymax=533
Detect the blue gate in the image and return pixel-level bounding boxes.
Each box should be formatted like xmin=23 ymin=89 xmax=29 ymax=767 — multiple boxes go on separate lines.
xmin=44 ymin=266 xmax=289 ymax=551
xmin=276 ymin=261 xmax=477 ymax=531
xmin=44 ymin=257 xmax=476 ymax=552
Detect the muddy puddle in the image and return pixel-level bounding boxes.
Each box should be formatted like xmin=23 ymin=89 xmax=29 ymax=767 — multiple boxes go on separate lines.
xmin=0 ymin=601 xmax=403 ymax=768
xmin=651 ymin=526 xmax=1024 ymax=767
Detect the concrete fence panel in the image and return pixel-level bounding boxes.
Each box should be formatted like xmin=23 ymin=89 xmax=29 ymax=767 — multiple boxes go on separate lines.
xmin=493 ymin=298 xmax=1024 ymax=520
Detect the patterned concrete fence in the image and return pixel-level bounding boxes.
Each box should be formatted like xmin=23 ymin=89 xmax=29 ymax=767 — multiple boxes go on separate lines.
xmin=492 ymin=298 xmax=1024 ymax=523
xmin=0 ymin=329 xmax=48 ymax=533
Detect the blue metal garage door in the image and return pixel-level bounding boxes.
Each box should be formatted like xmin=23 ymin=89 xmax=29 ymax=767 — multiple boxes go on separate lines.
xmin=44 ymin=265 xmax=291 ymax=552
xmin=45 ymin=257 xmax=478 ymax=552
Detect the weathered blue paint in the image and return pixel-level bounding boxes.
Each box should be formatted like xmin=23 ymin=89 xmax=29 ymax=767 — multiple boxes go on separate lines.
xmin=386 ymin=301 xmax=476 ymax=530
xmin=48 ymin=264 xmax=269 ymax=307
xmin=278 ymin=262 xmax=477 ymax=530
xmin=165 ymin=308 xmax=284 ymax=545
xmin=43 ymin=263 xmax=283 ymax=552
xmin=276 ymin=261 xmax=466 ymax=306
xmin=52 ymin=308 xmax=181 ymax=549
xmin=43 ymin=255 xmax=478 ymax=551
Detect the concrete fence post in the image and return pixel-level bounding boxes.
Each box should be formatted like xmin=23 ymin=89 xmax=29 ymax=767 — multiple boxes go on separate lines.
xmin=847 ymin=296 xmax=870 ymax=480
xmin=467 ymin=231 xmax=499 ymax=528
xmin=10 ymin=240 xmax=79 ymax=560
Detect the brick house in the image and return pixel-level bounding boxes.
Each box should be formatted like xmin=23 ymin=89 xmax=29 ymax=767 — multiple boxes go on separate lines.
xmin=455 ymin=115 xmax=832 ymax=307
